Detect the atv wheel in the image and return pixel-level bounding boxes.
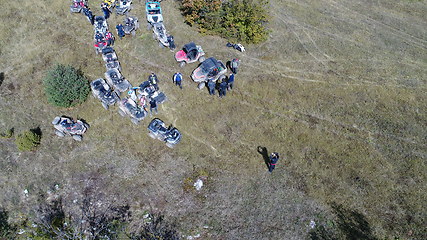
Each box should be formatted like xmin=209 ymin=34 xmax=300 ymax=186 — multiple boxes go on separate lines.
xmin=118 ymin=109 xmax=126 ymax=117
xmin=219 ymin=75 xmax=226 ymax=82
xmin=159 ymin=42 xmax=164 ymax=48
xmin=199 ymin=56 xmax=206 ymax=62
xmin=52 ymin=117 xmax=61 ymax=125
xmin=72 ymin=135 xmax=83 ymax=141
xmin=102 ymin=102 xmax=109 ymax=110
xmin=131 ymin=30 xmax=136 ymax=36
xmin=148 ymin=131 xmax=156 ymax=139
xmin=131 ymin=118 xmax=140 ymax=125
xmin=166 ymin=142 xmax=175 ymax=148
xmin=55 ymin=130 xmax=65 ymax=137
xmin=179 ymin=61 xmax=186 ymax=68
xmin=197 ymin=82 xmax=206 ymax=90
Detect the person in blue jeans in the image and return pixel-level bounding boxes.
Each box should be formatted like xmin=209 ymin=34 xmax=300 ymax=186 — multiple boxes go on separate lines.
xmin=268 ymin=152 xmax=279 ymax=172
xmin=173 ymin=72 xmax=183 ymax=89
xmin=116 ymin=24 xmax=125 ymax=39
xmin=227 ymin=73 xmax=234 ymax=90
xmin=207 ymin=80 xmax=216 ymax=95
xmin=218 ymin=80 xmax=227 ymax=98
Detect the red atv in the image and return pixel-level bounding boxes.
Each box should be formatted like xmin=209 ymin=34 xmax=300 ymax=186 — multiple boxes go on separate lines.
xmin=175 ymin=42 xmax=205 ymax=67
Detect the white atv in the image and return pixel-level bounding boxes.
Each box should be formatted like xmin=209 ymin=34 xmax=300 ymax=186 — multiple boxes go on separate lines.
xmin=52 ymin=116 xmax=89 ymax=141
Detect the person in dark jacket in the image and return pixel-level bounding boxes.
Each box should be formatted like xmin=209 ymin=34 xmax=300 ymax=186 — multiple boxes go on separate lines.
xmin=82 ymin=8 xmax=94 ymax=25
xmin=268 ymin=152 xmax=279 ymax=172
xmin=207 ymin=80 xmax=216 ymax=95
xmin=218 ymin=80 xmax=227 ymax=98
xmin=227 ymin=73 xmax=234 ymax=90
xmin=116 ymin=24 xmax=125 ymax=39
xmin=148 ymin=73 xmax=159 ymax=90
xmin=149 ymin=99 xmax=158 ymax=116
xmin=101 ymin=3 xmax=111 ymax=19
xmin=173 ymin=72 xmax=183 ymax=89
xmin=167 ymin=35 xmax=176 ymax=50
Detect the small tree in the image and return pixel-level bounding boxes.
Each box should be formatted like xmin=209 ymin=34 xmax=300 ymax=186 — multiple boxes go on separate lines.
xmin=43 ymin=65 xmax=90 ymax=108
xmin=15 ymin=130 xmax=41 ymax=152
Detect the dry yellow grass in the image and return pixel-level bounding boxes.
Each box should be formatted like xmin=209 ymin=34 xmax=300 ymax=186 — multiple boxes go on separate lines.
xmin=0 ymin=0 xmax=426 ymax=239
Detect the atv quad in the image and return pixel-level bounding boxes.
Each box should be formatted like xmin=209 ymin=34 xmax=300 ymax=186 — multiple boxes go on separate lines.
xmin=191 ymin=57 xmax=227 ymax=89
xmin=104 ymin=69 xmax=131 ymax=93
xmin=116 ymin=0 xmax=132 ymax=15
xmin=152 ymin=22 xmax=168 ymax=48
xmin=145 ymin=1 xmax=163 ymax=27
xmin=175 ymin=42 xmax=205 ymax=67
xmin=70 ymin=0 xmax=87 ymax=13
xmin=138 ymin=81 xmax=167 ymax=104
xmin=52 ymin=116 xmax=89 ymax=141
xmin=123 ymin=16 xmax=139 ymax=36
xmin=94 ymin=16 xmax=108 ymax=35
xmin=102 ymin=47 xmax=121 ymax=71
xmin=118 ymin=98 xmax=147 ymax=124
xmin=90 ymin=78 xmax=120 ymax=110
xmin=147 ymin=118 xmax=182 ymax=148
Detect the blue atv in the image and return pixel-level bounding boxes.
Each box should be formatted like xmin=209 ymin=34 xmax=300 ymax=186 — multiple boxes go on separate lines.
xmin=147 ymin=118 xmax=182 ymax=148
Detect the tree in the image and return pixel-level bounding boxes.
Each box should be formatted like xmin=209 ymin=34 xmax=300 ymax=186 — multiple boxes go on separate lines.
xmin=179 ymin=0 xmax=269 ymax=43
xmin=0 ymin=209 xmax=16 ymax=239
xmin=15 ymin=129 xmax=41 ymax=152
xmin=43 ymin=65 xmax=90 ymax=108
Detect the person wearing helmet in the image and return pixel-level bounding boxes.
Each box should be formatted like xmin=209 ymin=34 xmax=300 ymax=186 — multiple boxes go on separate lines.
xmin=268 ymin=152 xmax=279 ymax=172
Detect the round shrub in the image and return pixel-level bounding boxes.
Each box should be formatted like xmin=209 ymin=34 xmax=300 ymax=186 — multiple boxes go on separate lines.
xmin=43 ymin=64 xmax=90 ymax=108
xmin=15 ymin=130 xmax=41 ymax=152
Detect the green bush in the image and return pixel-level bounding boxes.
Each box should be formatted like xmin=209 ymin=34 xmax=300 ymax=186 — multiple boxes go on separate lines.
xmin=43 ymin=64 xmax=90 ymax=108
xmin=0 ymin=128 xmax=14 ymax=139
xmin=15 ymin=130 xmax=41 ymax=152
xmin=180 ymin=0 xmax=269 ymax=43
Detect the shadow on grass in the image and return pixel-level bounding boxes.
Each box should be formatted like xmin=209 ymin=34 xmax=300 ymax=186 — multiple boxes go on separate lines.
xmin=333 ymin=203 xmax=376 ymax=240
xmin=257 ymin=146 xmax=270 ymax=170
xmin=31 ymin=127 xmax=42 ymax=139
xmin=0 ymin=72 xmax=4 ymax=87
xmin=309 ymin=204 xmax=377 ymax=240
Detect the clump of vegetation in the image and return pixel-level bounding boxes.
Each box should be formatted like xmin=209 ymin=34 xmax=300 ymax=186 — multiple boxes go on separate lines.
xmin=0 ymin=209 xmax=16 ymax=239
xmin=43 ymin=64 xmax=90 ymax=108
xmin=180 ymin=0 xmax=269 ymax=43
xmin=0 ymin=128 xmax=14 ymax=139
xmin=15 ymin=130 xmax=41 ymax=152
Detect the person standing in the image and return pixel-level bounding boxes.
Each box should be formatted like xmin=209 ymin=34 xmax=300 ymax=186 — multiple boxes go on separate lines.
xmin=173 ymin=72 xmax=183 ymax=89
xmin=218 ymin=80 xmax=228 ymax=98
xmin=207 ymin=80 xmax=216 ymax=95
xmin=227 ymin=73 xmax=234 ymax=90
xmin=230 ymin=58 xmax=240 ymax=74
xmin=82 ymin=7 xmax=94 ymax=25
xmin=101 ymin=3 xmax=111 ymax=19
xmin=105 ymin=31 xmax=114 ymax=46
xmin=148 ymin=73 xmax=159 ymax=90
xmin=268 ymin=152 xmax=279 ymax=172
xmin=149 ymin=98 xmax=158 ymax=116
xmin=116 ymin=24 xmax=125 ymax=39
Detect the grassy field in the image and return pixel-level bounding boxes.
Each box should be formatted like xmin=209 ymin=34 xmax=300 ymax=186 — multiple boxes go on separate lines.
xmin=0 ymin=0 xmax=426 ymax=239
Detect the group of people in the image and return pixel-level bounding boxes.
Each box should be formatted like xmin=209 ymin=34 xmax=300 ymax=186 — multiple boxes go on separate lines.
xmin=127 ymin=73 xmax=164 ymax=116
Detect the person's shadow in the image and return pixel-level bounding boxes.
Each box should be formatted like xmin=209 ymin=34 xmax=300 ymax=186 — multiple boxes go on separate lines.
xmin=257 ymin=146 xmax=270 ymax=170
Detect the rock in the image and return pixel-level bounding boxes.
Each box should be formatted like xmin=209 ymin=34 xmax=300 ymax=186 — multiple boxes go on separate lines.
xmin=193 ymin=179 xmax=203 ymax=191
